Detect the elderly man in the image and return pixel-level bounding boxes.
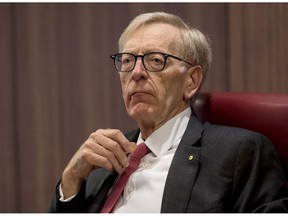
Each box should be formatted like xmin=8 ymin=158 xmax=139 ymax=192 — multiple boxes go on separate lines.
xmin=49 ymin=12 xmax=288 ymax=213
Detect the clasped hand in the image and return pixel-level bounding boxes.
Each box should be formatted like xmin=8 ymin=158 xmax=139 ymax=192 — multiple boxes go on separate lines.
xmin=61 ymin=129 xmax=137 ymax=199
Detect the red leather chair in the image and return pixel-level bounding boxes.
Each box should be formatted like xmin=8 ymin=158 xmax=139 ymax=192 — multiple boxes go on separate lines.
xmin=194 ymin=92 xmax=288 ymax=177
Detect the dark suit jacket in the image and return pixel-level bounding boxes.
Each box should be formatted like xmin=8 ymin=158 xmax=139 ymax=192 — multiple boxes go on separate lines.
xmin=49 ymin=116 xmax=288 ymax=213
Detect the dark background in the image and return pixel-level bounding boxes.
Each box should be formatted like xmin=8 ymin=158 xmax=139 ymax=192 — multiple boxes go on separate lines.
xmin=1 ymin=3 xmax=288 ymax=212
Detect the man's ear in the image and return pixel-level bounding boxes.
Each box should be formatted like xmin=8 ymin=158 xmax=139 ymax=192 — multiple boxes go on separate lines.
xmin=184 ymin=66 xmax=203 ymax=100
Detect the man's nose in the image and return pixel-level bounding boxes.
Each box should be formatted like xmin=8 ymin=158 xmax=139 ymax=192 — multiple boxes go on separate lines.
xmin=131 ymin=58 xmax=148 ymax=80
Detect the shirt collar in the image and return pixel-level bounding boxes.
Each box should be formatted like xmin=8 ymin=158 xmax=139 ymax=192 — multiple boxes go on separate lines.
xmin=137 ymin=107 xmax=191 ymax=157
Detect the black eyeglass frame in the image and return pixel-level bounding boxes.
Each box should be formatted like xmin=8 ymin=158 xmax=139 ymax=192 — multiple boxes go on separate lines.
xmin=110 ymin=52 xmax=194 ymax=72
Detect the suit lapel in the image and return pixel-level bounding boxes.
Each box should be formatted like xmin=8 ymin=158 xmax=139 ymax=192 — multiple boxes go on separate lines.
xmin=125 ymin=128 xmax=140 ymax=142
xmin=161 ymin=115 xmax=203 ymax=213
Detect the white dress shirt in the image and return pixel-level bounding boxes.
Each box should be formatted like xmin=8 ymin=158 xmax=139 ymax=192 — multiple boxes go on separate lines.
xmin=113 ymin=107 xmax=191 ymax=213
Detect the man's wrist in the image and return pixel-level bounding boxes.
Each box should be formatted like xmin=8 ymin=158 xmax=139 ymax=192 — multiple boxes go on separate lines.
xmin=61 ymin=169 xmax=83 ymax=199
xmin=58 ymin=182 xmax=77 ymax=202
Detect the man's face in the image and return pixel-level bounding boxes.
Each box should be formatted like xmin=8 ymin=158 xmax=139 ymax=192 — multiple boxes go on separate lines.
xmin=119 ymin=23 xmax=193 ymax=129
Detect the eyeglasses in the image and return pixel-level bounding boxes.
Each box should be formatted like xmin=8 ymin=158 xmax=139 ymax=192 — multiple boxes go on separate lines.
xmin=110 ymin=52 xmax=193 ymax=72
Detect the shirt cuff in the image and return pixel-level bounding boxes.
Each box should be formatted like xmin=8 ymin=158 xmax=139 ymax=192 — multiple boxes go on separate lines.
xmin=59 ymin=183 xmax=77 ymax=202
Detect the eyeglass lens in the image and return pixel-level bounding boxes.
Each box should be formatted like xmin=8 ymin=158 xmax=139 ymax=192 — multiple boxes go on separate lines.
xmin=115 ymin=53 xmax=166 ymax=72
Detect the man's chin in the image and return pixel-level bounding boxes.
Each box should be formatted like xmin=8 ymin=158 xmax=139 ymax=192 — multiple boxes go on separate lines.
xmin=127 ymin=103 xmax=153 ymax=120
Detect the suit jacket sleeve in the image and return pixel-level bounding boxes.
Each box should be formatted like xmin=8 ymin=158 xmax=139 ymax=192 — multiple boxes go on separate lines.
xmin=48 ymin=168 xmax=117 ymax=213
xmin=48 ymin=179 xmax=88 ymax=213
xmin=230 ymin=132 xmax=288 ymax=212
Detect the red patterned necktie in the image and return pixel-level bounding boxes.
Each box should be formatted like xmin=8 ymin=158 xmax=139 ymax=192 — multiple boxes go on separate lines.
xmin=100 ymin=142 xmax=150 ymax=213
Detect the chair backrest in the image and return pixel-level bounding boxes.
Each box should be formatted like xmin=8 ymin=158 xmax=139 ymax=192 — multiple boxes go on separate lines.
xmin=194 ymin=92 xmax=288 ymax=177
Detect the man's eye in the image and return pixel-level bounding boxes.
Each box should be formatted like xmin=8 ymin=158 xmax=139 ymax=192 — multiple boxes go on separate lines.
xmin=122 ymin=57 xmax=133 ymax=65
xmin=151 ymin=57 xmax=163 ymax=64
xmin=147 ymin=54 xmax=164 ymax=64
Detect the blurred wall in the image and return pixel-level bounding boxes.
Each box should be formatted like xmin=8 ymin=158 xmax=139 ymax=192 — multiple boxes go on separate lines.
xmin=0 ymin=3 xmax=287 ymax=212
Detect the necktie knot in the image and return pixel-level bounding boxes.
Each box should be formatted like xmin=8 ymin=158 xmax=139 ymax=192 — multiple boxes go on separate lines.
xmin=130 ymin=142 xmax=150 ymax=159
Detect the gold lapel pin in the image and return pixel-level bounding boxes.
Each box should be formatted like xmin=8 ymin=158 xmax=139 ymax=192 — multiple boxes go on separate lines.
xmin=188 ymin=155 xmax=194 ymax=161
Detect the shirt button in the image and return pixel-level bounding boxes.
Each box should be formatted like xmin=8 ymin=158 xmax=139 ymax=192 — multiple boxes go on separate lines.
xmin=127 ymin=187 xmax=133 ymax=195
xmin=141 ymin=162 xmax=148 ymax=168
